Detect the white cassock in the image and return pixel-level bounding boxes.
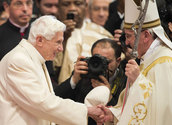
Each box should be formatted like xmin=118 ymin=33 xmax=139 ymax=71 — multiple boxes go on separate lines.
xmin=0 ymin=39 xmax=88 ymax=125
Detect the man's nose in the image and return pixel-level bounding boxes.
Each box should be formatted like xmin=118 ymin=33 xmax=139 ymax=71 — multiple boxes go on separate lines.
xmin=69 ymin=3 xmax=77 ymax=11
xmin=51 ymin=6 xmax=58 ymax=15
xmin=125 ymin=40 xmax=130 ymax=45
xmin=99 ymin=9 xmax=105 ymax=16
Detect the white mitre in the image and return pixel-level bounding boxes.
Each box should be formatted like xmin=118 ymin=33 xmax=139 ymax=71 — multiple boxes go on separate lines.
xmin=124 ymin=0 xmax=172 ymax=49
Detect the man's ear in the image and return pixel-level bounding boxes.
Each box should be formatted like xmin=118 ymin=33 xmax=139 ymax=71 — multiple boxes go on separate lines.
xmin=116 ymin=57 xmax=121 ymax=65
xmin=3 ymin=2 xmax=9 ymax=12
xmin=36 ymin=35 xmax=44 ymax=47
xmin=144 ymin=30 xmax=151 ymax=43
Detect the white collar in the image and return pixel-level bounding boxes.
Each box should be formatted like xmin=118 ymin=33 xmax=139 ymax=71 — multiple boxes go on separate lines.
xmin=141 ymin=38 xmax=161 ymax=63
xmin=9 ymin=18 xmax=29 ymax=33
xmin=117 ymin=11 xmax=124 ymax=19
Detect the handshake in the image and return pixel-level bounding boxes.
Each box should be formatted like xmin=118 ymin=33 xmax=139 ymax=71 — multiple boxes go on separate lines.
xmin=85 ymin=86 xmax=115 ymax=124
xmin=88 ymin=104 xmax=114 ymax=124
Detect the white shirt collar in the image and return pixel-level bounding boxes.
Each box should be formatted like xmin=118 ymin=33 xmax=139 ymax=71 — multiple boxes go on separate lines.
xmin=117 ymin=11 xmax=124 ymax=19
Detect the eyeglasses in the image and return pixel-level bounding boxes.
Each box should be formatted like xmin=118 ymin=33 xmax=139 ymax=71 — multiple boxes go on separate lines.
xmin=12 ymin=0 xmax=33 ymax=9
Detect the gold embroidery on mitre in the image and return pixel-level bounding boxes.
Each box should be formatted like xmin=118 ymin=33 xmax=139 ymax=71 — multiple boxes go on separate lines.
xmin=142 ymin=56 xmax=172 ymax=77
xmin=128 ymin=103 xmax=147 ymax=125
xmin=124 ymin=19 xmax=161 ymax=29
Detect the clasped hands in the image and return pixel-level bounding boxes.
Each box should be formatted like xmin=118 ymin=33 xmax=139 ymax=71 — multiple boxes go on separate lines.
xmin=88 ymin=104 xmax=114 ymax=124
xmin=87 ymin=71 xmax=113 ymax=124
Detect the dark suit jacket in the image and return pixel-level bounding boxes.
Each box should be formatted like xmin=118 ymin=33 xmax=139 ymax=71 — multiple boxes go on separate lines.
xmin=0 ymin=20 xmax=30 ymax=60
xmin=104 ymin=1 xmax=124 ymax=36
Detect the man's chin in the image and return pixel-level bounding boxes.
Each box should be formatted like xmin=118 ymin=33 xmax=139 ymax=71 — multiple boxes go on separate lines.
xmin=108 ymin=71 xmax=114 ymax=77
xmin=45 ymin=56 xmax=54 ymax=61
xmin=20 ymin=18 xmax=31 ymax=23
xmin=18 ymin=21 xmax=29 ymax=26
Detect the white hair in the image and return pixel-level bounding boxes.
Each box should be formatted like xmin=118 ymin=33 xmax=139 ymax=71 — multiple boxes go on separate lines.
xmin=28 ymin=15 xmax=66 ymax=43
xmin=147 ymin=28 xmax=157 ymax=39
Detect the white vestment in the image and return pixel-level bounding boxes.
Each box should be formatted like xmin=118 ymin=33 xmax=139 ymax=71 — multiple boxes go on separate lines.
xmin=110 ymin=38 xmax=172 ymax=125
